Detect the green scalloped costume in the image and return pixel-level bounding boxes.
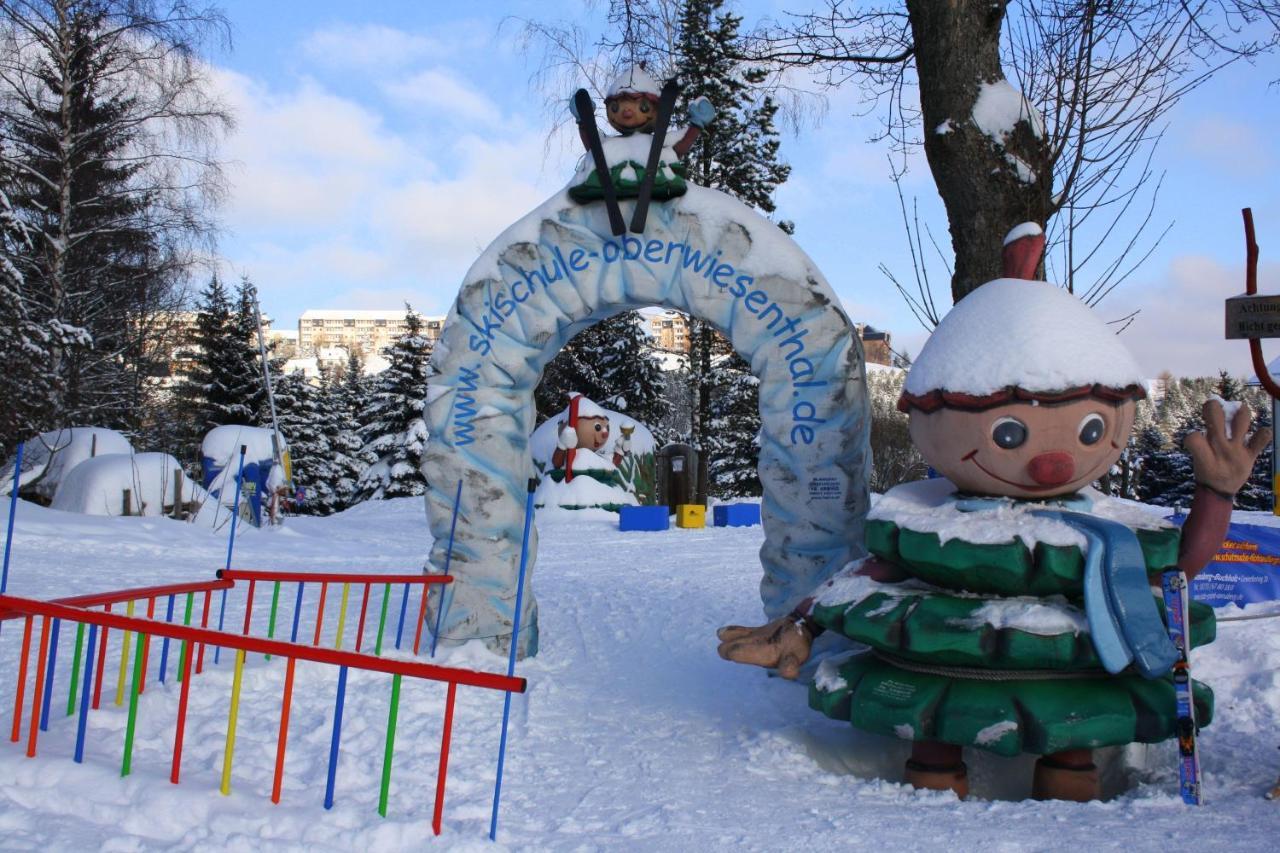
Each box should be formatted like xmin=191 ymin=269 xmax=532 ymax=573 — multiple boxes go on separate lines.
xmin=808 ymin=493 xmax=1215 ymax=757
xmin=568 ymin=159 xmax=688 ymax=204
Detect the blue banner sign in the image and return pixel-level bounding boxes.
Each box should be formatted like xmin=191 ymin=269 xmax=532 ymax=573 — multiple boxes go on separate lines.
xmin=1166 ymin=517 xmax=1280 ymax=607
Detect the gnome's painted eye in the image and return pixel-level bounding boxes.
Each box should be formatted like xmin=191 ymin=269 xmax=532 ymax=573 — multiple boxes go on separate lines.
xmin=991 ymin=417 xmax=1028 ymax=449
xmin=610 ymin=102 xmax=619 ymax=113
xmin=594 ymin=422 xmax=605 ymax=432
xmin=640 ymin=101 xmax=651 ymax=114
xmin=1078 ymin=413 xmax=1106 ymax=446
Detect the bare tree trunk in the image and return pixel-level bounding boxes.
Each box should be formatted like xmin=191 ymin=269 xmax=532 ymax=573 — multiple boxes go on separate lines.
xmin=907 ymin=0 xmax=1054 ymax=302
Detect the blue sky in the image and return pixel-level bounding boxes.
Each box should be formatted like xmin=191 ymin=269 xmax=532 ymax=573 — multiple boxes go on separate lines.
xmin=209 ymin=1 xmax=1280 ymax=378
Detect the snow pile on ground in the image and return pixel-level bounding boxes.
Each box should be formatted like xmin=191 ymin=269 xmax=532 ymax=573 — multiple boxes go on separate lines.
xmin=1 ymin=497 xmax=1278 ymax=850
xmin=49 ymin=452 xmax=205 ymax=517
xmin=1 ymin=427 xmax=133 ymax=500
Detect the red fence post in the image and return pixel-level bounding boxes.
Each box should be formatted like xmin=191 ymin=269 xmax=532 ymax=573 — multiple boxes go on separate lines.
xmin=10 ymin=615 xmax=33 ymax=742
xmin=25 ymin=615 xmax=50 ymax=756
xmin=433 ymin=681 xmax=459 ymax=835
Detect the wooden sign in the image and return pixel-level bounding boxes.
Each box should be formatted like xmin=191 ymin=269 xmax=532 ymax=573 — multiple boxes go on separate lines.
xmin=1225 ymin=294 xmax=1280 ymax=339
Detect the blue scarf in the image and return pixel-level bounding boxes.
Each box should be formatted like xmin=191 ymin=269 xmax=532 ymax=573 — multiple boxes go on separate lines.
xmin=954 ymin=494 xmax=1176 ymax=678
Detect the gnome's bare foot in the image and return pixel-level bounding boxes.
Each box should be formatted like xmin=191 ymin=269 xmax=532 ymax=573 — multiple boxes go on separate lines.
xmin=905 ymin=742 xmax=968 ymax=799
xmin=1032 ymin=749 xmax=1100 ymax=802
xmin=716 ymin=615 xmax=813 ymax=679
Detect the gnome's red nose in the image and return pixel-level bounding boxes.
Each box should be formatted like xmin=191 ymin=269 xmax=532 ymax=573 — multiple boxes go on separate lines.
xmin=1027 ymin=452 xmax=1075 ymax=487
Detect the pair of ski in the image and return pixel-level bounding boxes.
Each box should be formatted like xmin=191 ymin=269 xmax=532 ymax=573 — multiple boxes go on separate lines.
xmin=1161 ymin=569 xmax=1202 ymax=805
xmin=574 ymin=82 xmax=678 ymax=236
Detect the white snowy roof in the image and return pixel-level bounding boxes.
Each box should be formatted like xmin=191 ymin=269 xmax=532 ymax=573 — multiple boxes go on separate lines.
xmin=2 ymin=427 xmax=134 ymax=499
xmin=904 ymin=278 xmax=1145 ymax=397
xmin=201 ymin=425 xmax=286 ymax=465
xmin=50 ymin=453 xmax=204 ymax=517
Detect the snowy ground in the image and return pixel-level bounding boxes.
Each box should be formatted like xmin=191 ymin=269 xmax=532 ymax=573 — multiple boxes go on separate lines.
xmin=1 ymin=497 xmax=1279 ymax=851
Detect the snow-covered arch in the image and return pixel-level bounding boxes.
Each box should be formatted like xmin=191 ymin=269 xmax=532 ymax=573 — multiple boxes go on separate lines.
xmin=423 ymin=185 xmax=870 ymax=657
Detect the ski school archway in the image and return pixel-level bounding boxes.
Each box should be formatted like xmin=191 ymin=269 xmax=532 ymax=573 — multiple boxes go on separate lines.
xmin=422 ymin=184 xmax=871 ymax=657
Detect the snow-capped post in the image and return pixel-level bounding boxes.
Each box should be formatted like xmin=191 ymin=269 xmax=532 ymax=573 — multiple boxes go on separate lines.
xmin=2 ymin=441 xmax=24 ymax=602
xmin=215 ymin=445 xmax=248 ymax=665
xmin=430 ymin=478 xmax=464 ymax=659
xmin=1224 ymin=208 xmax=1280 ymax=513
xmin=489 ymin=477 xmax=537 ymax=842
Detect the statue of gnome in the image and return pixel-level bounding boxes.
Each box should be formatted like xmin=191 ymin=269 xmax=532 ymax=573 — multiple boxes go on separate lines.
xmin=553 ymin=392 xmax=631 ymax=480
xmin=568 ymin=64 xmax=715 ymax=204
xmin=717 ymin=224 xmax=1271 ymax=802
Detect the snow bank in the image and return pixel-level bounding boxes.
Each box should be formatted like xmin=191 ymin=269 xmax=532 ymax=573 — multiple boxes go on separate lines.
xmin=49 ymin=452 xmax=205 ymax=517
xmin=1 ymin=427 xmax=133 ymax=500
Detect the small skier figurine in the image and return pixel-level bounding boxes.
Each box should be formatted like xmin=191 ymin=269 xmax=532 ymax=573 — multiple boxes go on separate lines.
xmin=568 ymin=64 xmax=715 ymax=205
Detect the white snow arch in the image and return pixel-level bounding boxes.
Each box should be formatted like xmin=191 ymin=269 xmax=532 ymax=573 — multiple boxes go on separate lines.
xmin=423 ymin=185 xmax=870 ymax=657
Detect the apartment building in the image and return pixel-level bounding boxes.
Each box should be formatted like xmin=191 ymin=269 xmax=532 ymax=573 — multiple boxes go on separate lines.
xmin=648 ymin=310 xmax=691 ymax=353
xmin=647 ymin=310 xmax=894 ymax=367
xmin=296 ymin=309 xmax=445 ymax=358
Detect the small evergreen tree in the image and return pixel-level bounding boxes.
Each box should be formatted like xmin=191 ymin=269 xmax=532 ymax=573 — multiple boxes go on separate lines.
xmin=1236 ymin=406 xmax=1274 ymax=512
xmin=705 ymin=352 xmax=761 ymax=496
xmin=1136 ymin=422 xmax=1195 ymax=509
xmin=353 ymin=307 xmax=432 ymax=501
xmin=273 ymin=370 xmax=334 ymax=515
xmin=1216 ymin=370 xmax=1243 ymax=402
xmin=320 ymin=367 xmax=367 ymax=511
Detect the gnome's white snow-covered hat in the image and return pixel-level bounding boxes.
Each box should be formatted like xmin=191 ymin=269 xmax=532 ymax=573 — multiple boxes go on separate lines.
xmin=606 ymin=64 xmax=662 ymax=103
xmin=899 ymin=223 xmax=1147 ymax=413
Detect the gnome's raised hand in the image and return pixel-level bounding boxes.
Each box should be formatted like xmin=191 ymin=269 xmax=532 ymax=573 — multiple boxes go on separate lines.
xmin=717 ymin=617 xmax=813 ymax=680
xmin=1184 ymin=398 xmax=1272 ymax=497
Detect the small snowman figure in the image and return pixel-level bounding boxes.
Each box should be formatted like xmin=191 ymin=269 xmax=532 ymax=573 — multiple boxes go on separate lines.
xmin=568 ymin=64 xmax=715 ymax=204
xmin=717 ymin=224 xmax=1270 ymax=802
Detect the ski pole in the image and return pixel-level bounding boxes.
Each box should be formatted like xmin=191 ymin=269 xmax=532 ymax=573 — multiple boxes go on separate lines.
xmin=216 ymin=446 xmax=247 ymax=665
xmin=430 ymin=479 xmax=463 ymax=658
xmin=1 ymin=442 xmax=24 ymax=640
xmin=489 ymin=477 xmax=537 ymax=841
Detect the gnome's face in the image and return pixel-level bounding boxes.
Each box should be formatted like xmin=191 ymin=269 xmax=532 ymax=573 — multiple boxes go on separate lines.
xmin=908 ymin=398 xmax=1136 ymax=499
xmin=606 ymin=94 xmax=656 ymax=132
xmin=576 ymin=416 xmax=610 ymax=451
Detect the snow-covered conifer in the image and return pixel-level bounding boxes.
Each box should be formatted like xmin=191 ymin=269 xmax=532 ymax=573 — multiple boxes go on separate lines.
xmin=353 ymin=307 xmax=432 ymax=501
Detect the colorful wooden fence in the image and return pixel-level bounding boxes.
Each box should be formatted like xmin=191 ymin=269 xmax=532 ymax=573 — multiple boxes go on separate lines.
xmin=0 ymin=568 xmax=524 ymax=835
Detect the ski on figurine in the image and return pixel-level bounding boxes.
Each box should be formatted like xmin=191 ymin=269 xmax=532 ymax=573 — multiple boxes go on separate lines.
xmin=629 ymin=79 xmax=680 ymax=234
xmin=1161 ymin=569 xmax=1202 ymax=805
xmin=572 ymin=89 xmax=627 ymax=236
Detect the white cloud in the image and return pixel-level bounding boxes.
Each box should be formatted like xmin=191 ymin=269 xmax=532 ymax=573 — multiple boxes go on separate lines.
xmin=1106 ymin=255 xmax=1280 ymax=378
xmin=1182 ymin=116 xmax=1274 ymax=177
xmin=299 ymin=24 xmax=449 ymax=70
xmin=381 ymin=69 xmax=504 ymax=127
xmin=213 ymin=69 xmax=424 ymax=228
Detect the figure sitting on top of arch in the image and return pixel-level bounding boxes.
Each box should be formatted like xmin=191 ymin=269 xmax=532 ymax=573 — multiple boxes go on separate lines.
xmin=568 ymin=64 xmax=715 ymax=206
